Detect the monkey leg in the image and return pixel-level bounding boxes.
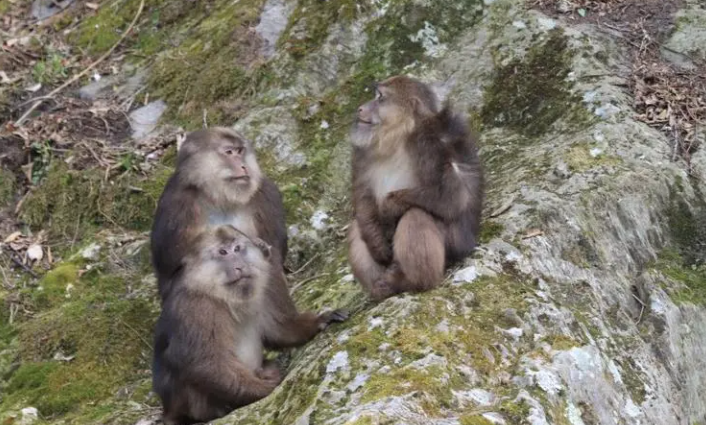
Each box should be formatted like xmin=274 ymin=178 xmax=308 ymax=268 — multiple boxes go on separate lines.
xmin=347 ymin=221 xmax=387 ymax=295
xmin=374 ymin=208 xmax=445 ymax=298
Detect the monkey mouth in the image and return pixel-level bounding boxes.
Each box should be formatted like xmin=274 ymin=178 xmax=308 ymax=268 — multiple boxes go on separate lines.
xmin=357 ymin=119 xmax=374 ymax=125
xmin=230 ymin=280 xmax=254 ymax=298
xmin=227 ymin=176 xmax=250 ymax=182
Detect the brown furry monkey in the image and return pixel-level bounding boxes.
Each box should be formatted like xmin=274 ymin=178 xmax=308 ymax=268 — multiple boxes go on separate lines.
xmin=348 ymin=75 xmax=484 ymax=300
xmin=150 ymin=127 xmax=287 ymax=300
xmin=152 ymin=225 xmax=347 ymax=425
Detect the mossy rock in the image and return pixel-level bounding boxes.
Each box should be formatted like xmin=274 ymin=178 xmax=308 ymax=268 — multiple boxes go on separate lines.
xmin=481 ymin=28 xmax=588 ymax=138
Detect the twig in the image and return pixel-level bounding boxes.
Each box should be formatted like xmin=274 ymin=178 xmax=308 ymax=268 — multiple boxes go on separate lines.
xmin=289 ymin=253 xmax=320 ymax=276
xmin=4 ymin=249 xmax=38 ymax=278
xmin=291 ymin=273 xmax=330 ymax=293
xmin=118 ymin=317 xmax=153 ymax=350
xmin=15 ymin=0 xmax=146 ymax=126
xmin=630 ymin=293 xmax=646 ymax=325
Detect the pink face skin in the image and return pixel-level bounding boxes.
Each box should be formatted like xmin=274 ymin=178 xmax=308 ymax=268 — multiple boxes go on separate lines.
xmin=218 ymin=142 xmax=250 ymax=182
xmin=356 ymin=85 xmax=385 ymax=127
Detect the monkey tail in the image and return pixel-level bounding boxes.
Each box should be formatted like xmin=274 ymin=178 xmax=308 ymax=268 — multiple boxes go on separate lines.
xmin=392 ymin=208 xmax=445 ymax=292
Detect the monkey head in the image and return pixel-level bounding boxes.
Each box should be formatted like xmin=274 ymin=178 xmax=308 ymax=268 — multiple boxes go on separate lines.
xmin=178 ymin=127 xmax=263 ymax=205
xmin=183 ymin=225 xmax=272 ymax=310
xmin=352 ymin=75 xmax=440 ymax=153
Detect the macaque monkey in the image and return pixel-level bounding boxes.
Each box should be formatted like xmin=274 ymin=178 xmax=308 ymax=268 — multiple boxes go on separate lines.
xmin=151 ymin=127 xmax=287 ymax=300
xmin=152 ymin=225 xmax=347 ymax=425
xmin=348 ymin=75 xmax=484 ymax=300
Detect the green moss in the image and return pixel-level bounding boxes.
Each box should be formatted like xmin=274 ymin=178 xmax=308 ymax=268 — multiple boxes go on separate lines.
xmin=479 ymin=220 xmax=504 ymax=244
xmin=618 ymin=358 xmax=647 ymax=405
xmin=19 ymin=162 xmax=170 ymax=243
xmin=3 ymin=266 xmax=156 ymax=419
xmin=665 ymin=184 xmax=706 ymax=266
xmin=481 ymin=28 xmax=588 ymax=138
xmin=564 ymin=143 xmax=620 ymax=172
xmin=70 ymin=0 xmax=168 ymax=55
xmin=362 ymin=366 xmax=453 ymax=414
xmin=0 ymin=167 xmax=15 ymax=207
xmin=655 ymin=249 xmax=706 ymax=305
xmin=0 ymin=0 xmax=11 ymax=15
xmin=282 ymin=0 xmax=362 ymax=59
xmin=460 ymin=416 xmax=494 ymax=425
xmin=146 ymin=0 xmax=268 ymax=128
xmin=31 ymin=264 xmax=79 ymax=309
xmin=346 ymin=417 xmax=374 ymax=425
xmin=500 ymin=398 xmax=531 ymax=424
xmin=542 ymin=334 xmax=580 ymax=351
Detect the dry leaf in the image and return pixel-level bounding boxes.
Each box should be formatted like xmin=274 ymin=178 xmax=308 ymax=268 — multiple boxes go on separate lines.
xmin=25 ymin=83 xmax=42 ymax=92
xmin=3 ymin=231 xmax=22 ymax=244
xmin=85 ymin=2 xmax=99 ymax=9
xmin=522 ymin=229 xmax=544 ymax=239
xmin=489 ymin=196 xmax=515 ymax=218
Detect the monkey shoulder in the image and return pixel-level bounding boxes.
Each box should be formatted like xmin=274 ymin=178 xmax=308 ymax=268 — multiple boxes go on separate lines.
xmin=256 ymin=177 xmax=285 ymax=207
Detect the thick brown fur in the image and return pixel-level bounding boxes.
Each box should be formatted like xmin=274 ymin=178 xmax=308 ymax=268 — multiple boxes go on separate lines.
xmin=152 ymin=225 xmax=347 ymax=425
xmin=348 ymin=75 xmax=484 ymax=300
xmin=150 ymin=127 xmax=287 ymax=300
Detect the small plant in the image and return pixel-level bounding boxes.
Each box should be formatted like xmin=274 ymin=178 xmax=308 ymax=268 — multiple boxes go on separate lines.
xmin=32 ymin=53 xmax=67 ymax=85
xmin=29 ymin=140 xmax=52 ymax=185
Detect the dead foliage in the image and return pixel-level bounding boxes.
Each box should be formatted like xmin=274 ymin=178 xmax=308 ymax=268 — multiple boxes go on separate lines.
xmin=532 ymin=0 xmax=706 ymax=174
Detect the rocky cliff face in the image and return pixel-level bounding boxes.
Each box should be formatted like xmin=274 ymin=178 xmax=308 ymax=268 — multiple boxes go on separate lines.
xmin=1 ymin=0 xmax=705 ymax=424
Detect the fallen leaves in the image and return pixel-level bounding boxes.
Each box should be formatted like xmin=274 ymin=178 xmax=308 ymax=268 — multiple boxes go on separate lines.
xmin=532 ymin=0 xmax=706 ymax=175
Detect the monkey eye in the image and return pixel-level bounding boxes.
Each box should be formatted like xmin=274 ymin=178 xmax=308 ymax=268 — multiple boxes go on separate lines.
xmin=236 ymin=147 xmax=244 ymax=155
xmin=224 ymin=149 xmax=234 ymax=156
xmin=233 ymin=245 xmax=241 ymax=253
xmin=218 ymin=249 xmax=228 ymax=256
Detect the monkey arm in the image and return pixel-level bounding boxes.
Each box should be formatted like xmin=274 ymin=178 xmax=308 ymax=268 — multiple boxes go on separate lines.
xmin=387 ymin=165 xmax=475 ymax=222
xmin=189 ymin=359 xmax=278 ymax=406
xmin=151 ymin=181 xmax=204 ymax=287
xmin=259 ymin=274 xmax=328 ymax=349
xmin=354 ymin=192 xmax=394 ymax=265
xmin=254 ymin=177 xmax=288 ymax=259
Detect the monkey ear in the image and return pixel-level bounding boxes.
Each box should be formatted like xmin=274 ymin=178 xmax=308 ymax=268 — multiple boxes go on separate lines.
xmin=411 ymin=97 xmax=433 ymax=117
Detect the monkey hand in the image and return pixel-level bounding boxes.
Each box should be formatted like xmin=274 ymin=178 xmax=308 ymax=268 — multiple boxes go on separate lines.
xmin=317 ymin=309 xmax=350 ymax=330
xmin=253 ymin=238 xmax=272 ymax=259
xmin=382 ymin=190 xmax=410 ymax=217
xmin=256 ymin=364 xmax=282 ymax=386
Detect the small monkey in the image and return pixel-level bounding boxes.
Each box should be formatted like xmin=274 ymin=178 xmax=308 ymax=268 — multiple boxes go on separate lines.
xmin=152 ymin=225 xmax=347 ymax=425
xmin=151 ymin=127 xmax=287 ymax=300
xmin=348 ymin=75 xmax=484 ymax=300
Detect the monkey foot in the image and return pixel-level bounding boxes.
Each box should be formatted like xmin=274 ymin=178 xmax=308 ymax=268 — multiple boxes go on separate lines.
xmin=255 ymin=363 xmax=282 ymax=384
xmin=318 ymin=309 xmax=349 ymax=329
xmin=370 ymin=278 xmax=397 ymax=301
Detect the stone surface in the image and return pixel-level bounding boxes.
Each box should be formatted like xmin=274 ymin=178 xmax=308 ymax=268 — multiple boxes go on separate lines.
xmin=129 ymin=100 xmax=167 ymax=140
xmin=255 ymin=0 xmax=296 ymax=58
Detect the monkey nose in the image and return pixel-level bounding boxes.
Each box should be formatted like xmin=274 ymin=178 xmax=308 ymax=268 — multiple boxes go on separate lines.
xmin=233 ymin=267 xmax=243 ymax=280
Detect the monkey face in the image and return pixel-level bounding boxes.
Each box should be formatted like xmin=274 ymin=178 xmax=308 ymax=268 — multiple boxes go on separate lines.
xmin=178 ymin=128 xmax=263 ymax=204
xmin=185 ymin=226 xmax=272 ymax=305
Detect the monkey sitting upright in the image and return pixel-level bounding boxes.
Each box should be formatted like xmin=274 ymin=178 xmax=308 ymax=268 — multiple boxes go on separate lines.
xmin=153 ymin=225 xmax=347 ymax=425
xmin=151 ymin=127 xmax=288 ymax=300
xmin=347 ymin=75 xmax=484 ymax=301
